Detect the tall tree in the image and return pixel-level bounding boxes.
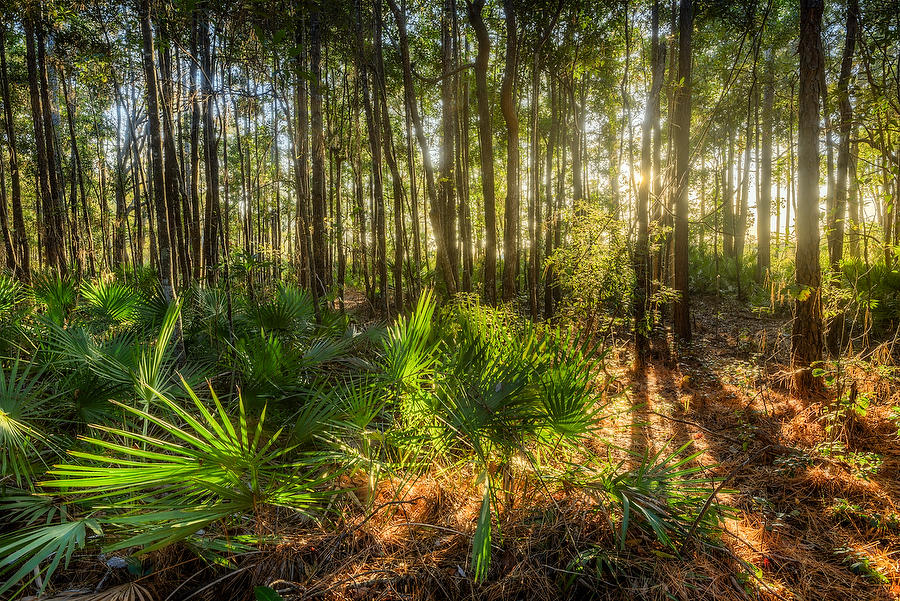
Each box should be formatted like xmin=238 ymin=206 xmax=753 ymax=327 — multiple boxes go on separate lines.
xmin=139 ymin=0 xmax=176 ymax=301
xmin=757 ymin=50 xmax=774 ymax=282
xmin=467 ymin=0 xmax=497 ymax=304
xmin=671 ymin=0 xmax=693 ymax=340
xmin=793 ymin=0 xmax=825 ymax=392
xmin=200 ymin=7 xmax=221 ymax=281
xmin=500 ymin=0 xmax=519 ymax=301
xmin=310 ymin=9 xmax=328 ymax=299
xmin=635 ymin=0 xmax=665 ymax=367
xmin=829 ymin=0 xmax=858 ymax=270
xmin=385 ymin=0 xmax=457 ymax=295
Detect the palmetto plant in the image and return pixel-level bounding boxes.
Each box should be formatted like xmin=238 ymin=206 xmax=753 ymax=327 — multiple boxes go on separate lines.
xmin=0 ymin=380 xmax=339 ymax=595
xmin=0 ymin=356 xmax=59 ymax=486
xmin=47 ymin=299 xmax=192 ymax=416
xmin=80 ymin=278 xmax=142 ymax=327
xmin=32 ymin=273 xmax=77 ymax=326
xmin=569 ymin=443 xmax=732 ymax=550
xmin=381 ymin=292 xmax=608 ymax=580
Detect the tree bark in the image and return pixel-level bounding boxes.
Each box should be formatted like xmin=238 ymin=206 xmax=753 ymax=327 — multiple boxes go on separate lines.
xmin=200 ymin=8 xmax=221 ymax=281
xmin=500 ymin=0 xmax=519 ymax=301
xmin=793 ymin=0 xmax=825 ymax=393
xmin=467 ymin=0 xmax=497 ymax=304
xmin=310 ymin=9 xmax=328 ymax=299
xmin=829 ymin=0 xmax=858 ymax=270
xmin=757 ymin=50 xmax=774 ymax=282
xmin=139 ymin=0 xmax=176 ymax=300
xmin=385 ymin=0 xmax=456 ymax=296
xmin=671 ymin=0 xmax=693 ymax=341
xmin=635 ymin=0 xmax=665 ymax=367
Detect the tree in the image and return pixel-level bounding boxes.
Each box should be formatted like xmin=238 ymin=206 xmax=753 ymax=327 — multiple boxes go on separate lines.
xmin=829 ymin=0 xmax=858 ymax=270
xmin=671 ymin=0 xmax=693 ymax=341
xmin=500 ymin=0 xmax=519 ymax=301
xmin=757 ymin=49 xmax=774 ymax=282
xmin=139 ymin=0 xmax=175 ymax=301
xmin=793 ymin=0 xmax=825 ymax=392
xmin=467 ymin=0 xmax=497 ymax=304
xmin=310 ymin=8 xmax=328 ymax=300
xmin=635 ymin=0 xmax=665 ymax=367
xmin=385 ymin=0 xmax=457 ymax=296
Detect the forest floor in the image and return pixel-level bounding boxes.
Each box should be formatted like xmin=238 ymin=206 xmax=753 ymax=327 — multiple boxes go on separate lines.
xmin=609 ymin=296 xmax=900 ymax=601
xmin=40 ymin=296 xmax=900 ymax=601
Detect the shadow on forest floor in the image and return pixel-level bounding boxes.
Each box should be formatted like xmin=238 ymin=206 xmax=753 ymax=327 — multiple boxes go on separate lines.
xmin=611 ymin=295 xmax=900 ymax=601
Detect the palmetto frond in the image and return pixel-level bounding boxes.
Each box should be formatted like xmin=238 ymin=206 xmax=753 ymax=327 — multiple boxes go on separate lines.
xmin=32 ymin=273 xmax=77 ymax=326
xmin=40 ymin=380 xmax=336 ymax=553
xmin=81 ymin=279 xmax=142 ymax=327
xmin=0 ymin=356 xmax=59 ymax=486
xmin=0 ymin=518 xmax=102 ymax=597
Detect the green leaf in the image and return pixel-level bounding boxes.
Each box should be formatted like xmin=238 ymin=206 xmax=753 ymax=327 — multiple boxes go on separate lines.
xmin=471 ymin=482 xmax=492 ymax=581
xmin=255 ymin=586 xmax=284 ymax=601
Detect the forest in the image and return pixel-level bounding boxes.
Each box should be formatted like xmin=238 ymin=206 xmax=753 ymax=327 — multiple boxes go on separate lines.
xmin=0 ymin=0 xmax=899 ymax=598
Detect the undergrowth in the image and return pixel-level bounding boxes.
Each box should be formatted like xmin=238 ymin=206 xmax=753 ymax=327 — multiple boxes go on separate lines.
xmin=0 ymin=272 xmax=731 ymax=599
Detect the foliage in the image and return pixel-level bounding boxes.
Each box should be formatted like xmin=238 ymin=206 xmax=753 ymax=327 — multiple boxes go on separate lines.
xmin=0 ymin=278 xmax=731 ymax=596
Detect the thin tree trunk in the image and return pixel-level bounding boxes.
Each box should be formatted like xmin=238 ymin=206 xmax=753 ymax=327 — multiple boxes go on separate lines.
xmin=310 ymin=9 xmax=328 ymax=300
xmin=758 ymin=50 xmax=774 ymax=282
xmin=467 ymin=0 xmax=497 ymax=303
xmin=500 ymin=0 xmax=519 ymax=301
xmin=829 ymin=0 xmax=858 ymax=270
xmin=385 ymin=0 xmax=456 ymax=296
xmin=793 ymin=0 xmax=825 ymax=392
xmin=139 ymin=0 xmax=176 ymax=300
xmin=200 ymin=9 xmax=221 ymax=281
xmin=671 ymin=0 xmax=693 ymax=340
xmin=635 ymin=0 xmax=665 ymax=367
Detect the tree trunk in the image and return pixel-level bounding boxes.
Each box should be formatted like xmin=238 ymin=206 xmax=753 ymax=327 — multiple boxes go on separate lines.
xmin=757 ymin=50 xmax=774 ymax=282
xmin=793 ymin=0 xmax=825 ymax=393
xmin=635 ymin=0 xmax=665 ymax=367
xmin=375 ymin=0 xmax=404 ymax=312
xmin=439 ymin=0 xmax=459 ymax=295
xmin=200 ymin=9 xmax=221 ymax=281
xmin=829 ymin=0 xmax=857 ymax=270
xmin=385 ymin=0 xmax=457 ymax=296
xmin=467 ymin=0 xmax=497 ymax=304
xmin=310 ymin=9 xmax=328 ymax=300
xmin=671 ymin=0 xmax=693 ymax=341
xmin=543 ymin=73 xmax=558 ymax=319
xmin=500 ymin=0 xmax=519 ymax=301
xmin=848 ymin=134 xmax=860 ymax=259
xmin=139 ymin=0 xmax=176 ymax=300
xmin=189 ymin=10 xmax=203 ymax=280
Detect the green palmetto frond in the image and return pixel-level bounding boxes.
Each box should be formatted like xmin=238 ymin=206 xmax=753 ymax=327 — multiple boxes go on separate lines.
xmin=251 ymin=284 xmax=315 ymax=335
xmin=47 ymin=300 xmax=189 ymax=410
xmin=381 ymin=289 xmax=437 ymax=395
xmin=575 ymin=442 xmax=732 ymax=550
xmin=535 ymin=327 xmax=608 ymax=442
xmin=39 ymin=380 xmax=336 ymax=555
xmin=80 ymin=279 xmax=142 ymax=326
xmin=0 ymin=356 xmax=59 ymax=486
xmin=0 ymin=518 xmax=102 ymax=597
xmin=32 ymin=273 xmax=77 ymax=326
